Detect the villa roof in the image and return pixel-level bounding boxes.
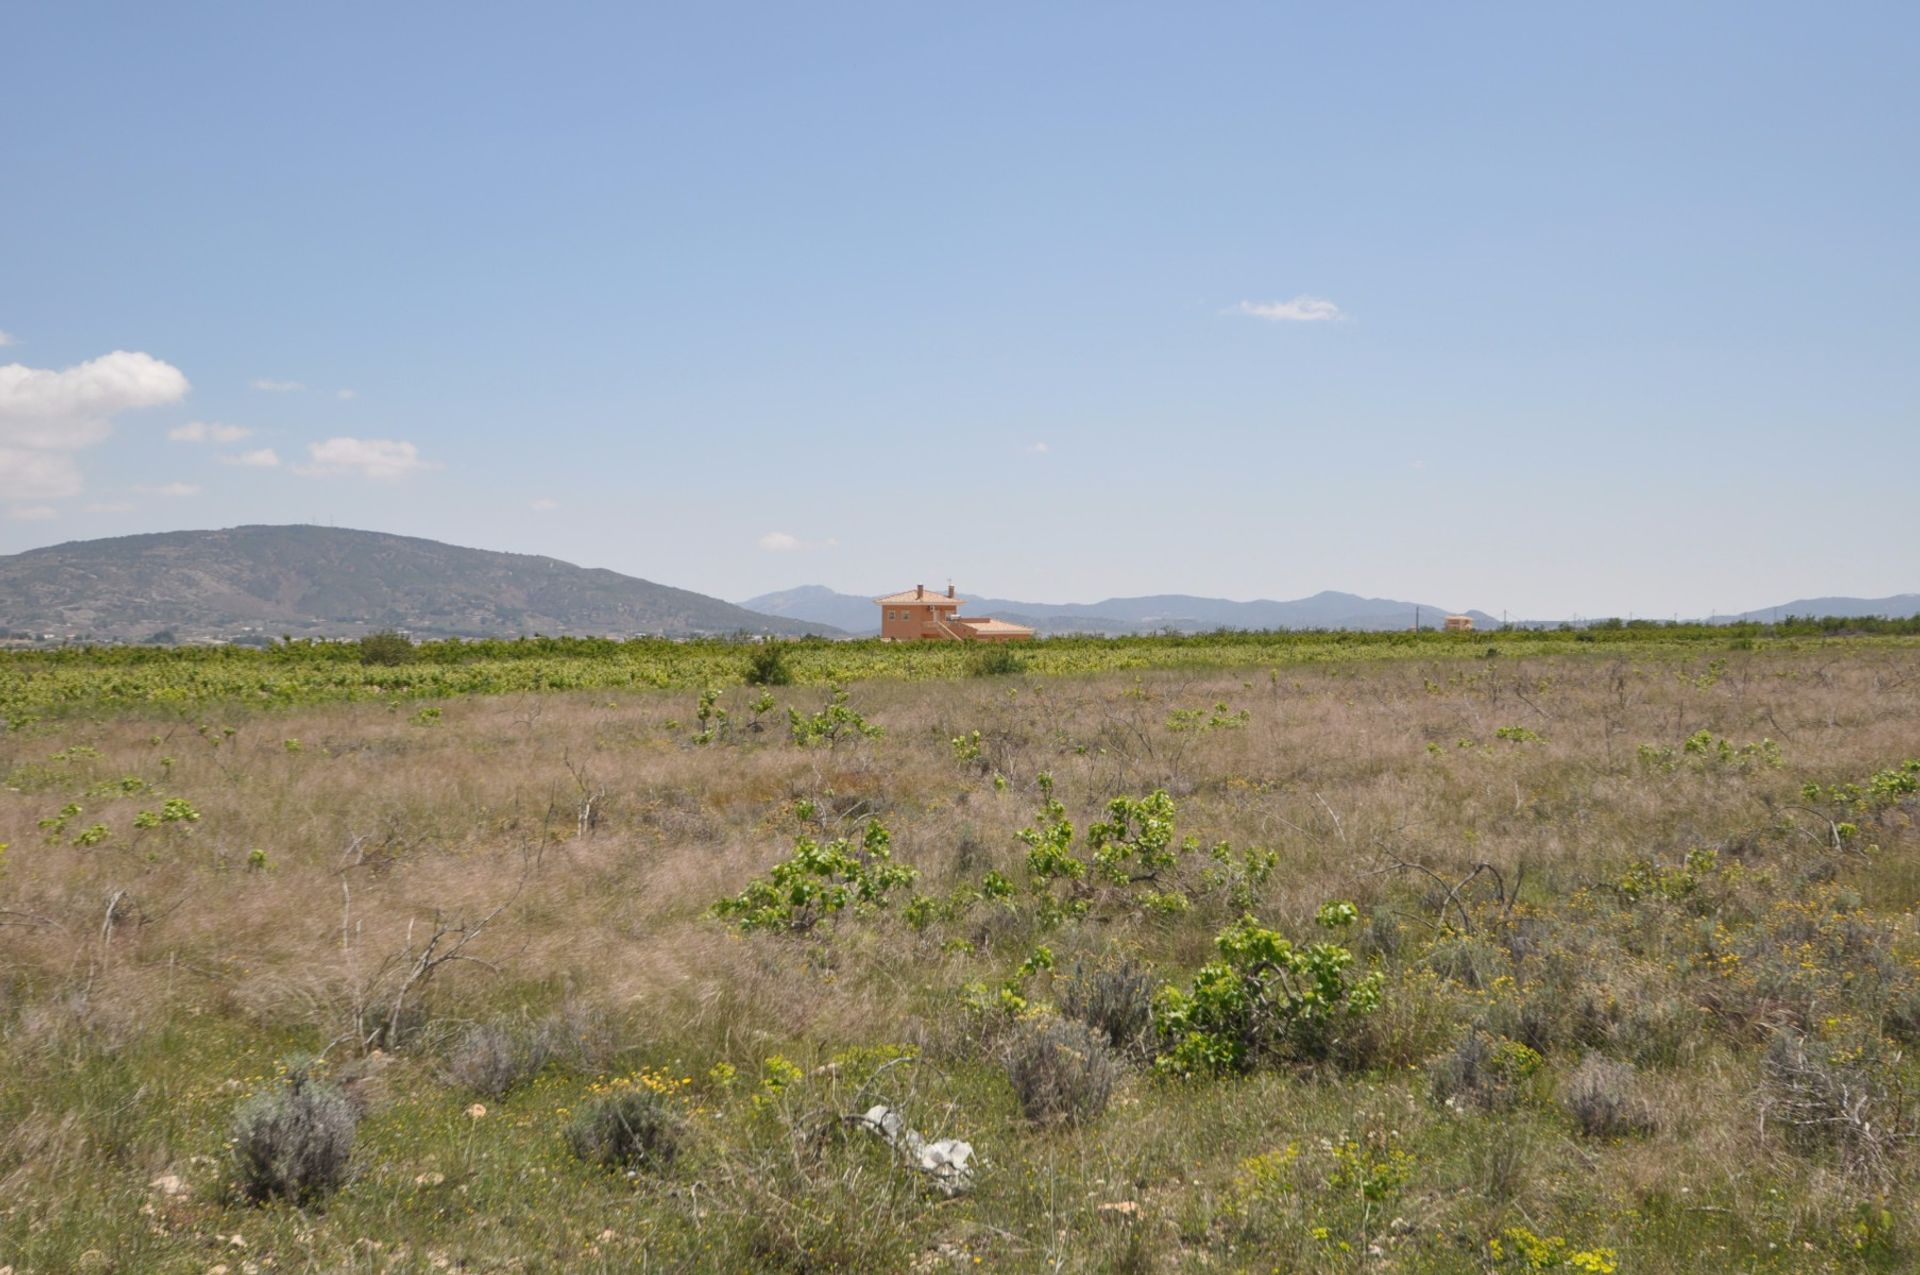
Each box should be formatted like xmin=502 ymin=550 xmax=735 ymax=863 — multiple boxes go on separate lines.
xmin=875 ymin=588 xmax=963 ymax=606
xmin=957 ymin=618 xmax=1034 ymax=635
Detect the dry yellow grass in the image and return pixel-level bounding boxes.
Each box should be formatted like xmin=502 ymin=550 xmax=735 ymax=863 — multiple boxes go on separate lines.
xmin=3 ymin=643 xmax=1919 ymax=1271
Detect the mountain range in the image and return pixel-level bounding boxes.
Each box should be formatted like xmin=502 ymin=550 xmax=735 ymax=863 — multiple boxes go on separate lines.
xmin=1 ymin=526 xmax=1913 ymax=644
xmin=742 ymin=585 xmax=1920 ymax=636
xmin=741 ymin=585 xmax=1501 ymax=635
xmin=0 ymin=526 xmax=837 ymax=641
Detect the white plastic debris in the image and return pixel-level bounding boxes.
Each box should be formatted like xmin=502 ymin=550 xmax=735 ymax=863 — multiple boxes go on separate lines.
xmin=858 ymin=1104 xmax=975 ymax=1196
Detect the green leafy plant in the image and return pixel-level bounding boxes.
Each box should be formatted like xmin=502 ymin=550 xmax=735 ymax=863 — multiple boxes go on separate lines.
xmin=357 ymin=630 xmax=414 ymax=666
xmin=968 ymin=645 xmax=1026 ymax=677
xmin=713 ymin=820 xmax=917 ymax=931
xmin=1153 ymin=905 xmax=1383 ymax=1076
xmin=787 ymin=686 xmax=883 ymax=749
xmin=133 ymin=798 xmax=201 ymax=830
xmin=744 ymin=641 xmax=793 ymax=686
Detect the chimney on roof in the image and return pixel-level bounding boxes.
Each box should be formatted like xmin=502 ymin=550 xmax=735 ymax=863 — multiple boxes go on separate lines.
xmin=916 ymin=584 xmax=924 ymax=599
xmin=947 ymin=582 xmax=955 ymax=598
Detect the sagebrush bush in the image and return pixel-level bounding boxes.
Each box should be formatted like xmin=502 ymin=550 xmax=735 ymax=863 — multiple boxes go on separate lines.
xmin=565 ymin=1089 xmax=682 ymax=1172
xmin=1004 ymin=1016 xmax=1118 ymax=1126
xmin=1560 ymin=1053 xmax=1655 ymax=1138
xmin=231 ymin=1067 xmax=357 ymax=1204
xmin=1059 ymin=959 xmax=1154 ymax=1062
xmin=445 ymin=1020 xmax=556 ymax=1097
xmin=1429 ymin=1029 xmax=1542 ymax=1111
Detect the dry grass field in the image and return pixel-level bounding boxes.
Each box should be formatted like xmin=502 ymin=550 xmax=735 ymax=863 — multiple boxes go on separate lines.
xmin=4 ymin=640 xmax=1920 ymax=1272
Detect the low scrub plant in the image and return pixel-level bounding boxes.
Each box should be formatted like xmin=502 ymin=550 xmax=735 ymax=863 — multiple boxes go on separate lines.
xmin=1003 ymin=1015 xmax=1118 ymax=1126
xmin=444 ymin=1020 xmax=557 ymax=1097
xmin=1059 ymin=958 xmax=1155 ymax=1062
xmin=231 ymin=1065 xmax=357 ymax=1204
xmin=1429 ymin=1028 xmax=1543 ymax=1111
xmin=1560 ymin=1053 xmax=1655 ymax=1138
xmin=564 ymin=1084 xmax=682 ymax=1173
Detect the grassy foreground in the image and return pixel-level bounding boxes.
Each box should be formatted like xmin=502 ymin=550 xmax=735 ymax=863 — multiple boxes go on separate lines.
xmin=3 ymin=641 xmax=1920 ymax=1271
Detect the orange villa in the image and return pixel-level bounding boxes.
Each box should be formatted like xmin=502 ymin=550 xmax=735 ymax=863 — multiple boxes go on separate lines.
xmin=876 ymin=584 xmax=1035 ymax=642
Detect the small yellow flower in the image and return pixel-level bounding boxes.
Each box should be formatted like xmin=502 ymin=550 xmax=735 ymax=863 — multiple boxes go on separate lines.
xmin=465 ymin=1103 xmax=488 ymax=1120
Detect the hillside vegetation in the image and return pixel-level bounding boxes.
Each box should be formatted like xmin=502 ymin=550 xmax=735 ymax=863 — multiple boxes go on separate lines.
xmin=0 ymin=525 xmax=835 ymax=641
xmin=3 ymin=639 xmax=1920 ymax=1271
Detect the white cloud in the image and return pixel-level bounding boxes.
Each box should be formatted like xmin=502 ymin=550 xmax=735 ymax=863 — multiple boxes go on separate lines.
xmin=251 ymin=378 xmax=305 ymax=392
xmin=297 ymin=436 xmax=437 ymax=480
xmin=1023 ymin=441 xmax=1050 ymax=454
xmin=169 ymin=420 xmax=253 ymax=443
xmin=336 ymin=388 xmax=357 ymax=400
xmin=83 ymin=501 xmax=135 ymax=514
xmin=758 ymin=530 xmax=838 ymax=552
xmin=0 ymin=331 xmax=14 ymax=347
xmin=221 ymin=448 xmax=281 ymax=468
xmin=0 ymin=448 xmax=86 ymax=502
xmin=1231 ymin=296 xmax=1347 ymax=323
xmin=0 ymin=350 xmax=190 ymax=500
xmin=135 ymin=481 xmax=201 ymax=497
xmin=6 ymin=504 xmax=56 ymax=521
xmin=530 ymin=497 xmax=559 ymax=511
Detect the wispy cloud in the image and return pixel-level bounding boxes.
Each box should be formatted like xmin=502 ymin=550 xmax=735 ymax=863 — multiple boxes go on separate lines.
xmin=336 ymin=388 xmax=357 ymax=400
xmin=135 ymin=481 xmax=202 ymax=497
xmin=296 ymin=436 xmax=438 ymax=480
xmin=0 ymin=349 xmax=190 ymax=501
xmin=251 ymin=378 xmax=305 ymax=392
xmin=6 ymin=504 xmax=56 ymax=521
xmin=530 ymin=497 xmax=559 ymax=511
xmin=83 ymin=501 xmax=135 ymax=514
xmin=1230 ymin=295 xmax=1346 ymax=323
xmin=169 ymin=420 xmax=253 ymax=443
xmin=0 ymin=331 xmax=14 ymax=347
xmin=220 ymin=448 xmax=281 ymax=468
xmin=1023 ymin=441 xmax=1050 ymax=454
xmin=759 ymin=531 xmax=839 ymax=552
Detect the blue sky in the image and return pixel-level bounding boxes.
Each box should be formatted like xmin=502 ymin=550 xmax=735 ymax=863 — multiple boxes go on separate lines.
xmin=3 ymin=2 xmax=1914 ymax=618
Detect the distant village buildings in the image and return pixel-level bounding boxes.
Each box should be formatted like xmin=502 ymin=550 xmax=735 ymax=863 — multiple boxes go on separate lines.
xmin=1444 ymin=614 xmax=1474 ymax=632
xmin=875 ymin=584 xmax=1034 ymax=642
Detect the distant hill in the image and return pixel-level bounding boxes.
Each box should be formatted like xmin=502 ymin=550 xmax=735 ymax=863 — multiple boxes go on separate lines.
xmin=740 ymin=585 xmax=1497 ymax=635
xmin=1708 ymin=595 xmax=1920 ymax=623
xmin=0 ymin=526 xmax=840 ymax=641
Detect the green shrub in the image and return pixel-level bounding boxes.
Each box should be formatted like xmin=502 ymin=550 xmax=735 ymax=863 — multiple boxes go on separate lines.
xmin=1154 ymin=905 xmax=1383 ymax=1076
xmin=1004 ymin=1016 xmax=1118 ymax=1126
xmin=231 ymin=1066 xmax=357 ymax=1204
xmin=564 ymin=1088 xmax=681 ymax=1173
xmin=358 ymin=631 xmax=414 ymax=666
xmin=744 ymin=641 xmax=793 ymax=686
xmin=713 ymin=820 xmax=917 ymax=932
xmin=968 ymin=645 xmax=1026 ymax=677
xmin=787 ymin=686 xmax=883 ymax=748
